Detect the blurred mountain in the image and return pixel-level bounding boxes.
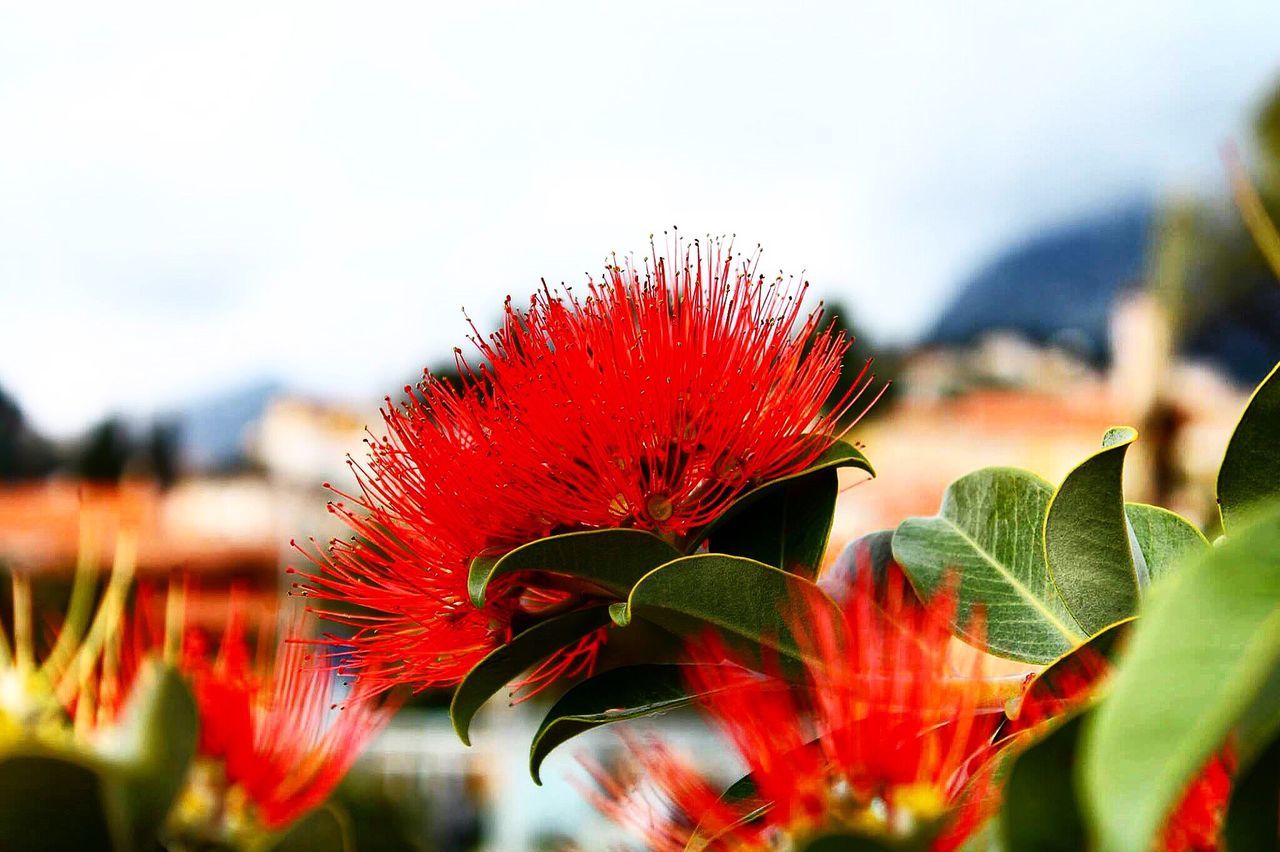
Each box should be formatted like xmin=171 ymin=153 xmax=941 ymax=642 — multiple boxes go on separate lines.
xmin=170 ymin=379 xmax=283 ymax=471
xmin=922 ymin=199 xmax=1280 ymax=386
xmin=923 ymin=201 xmax=1154 ymax=366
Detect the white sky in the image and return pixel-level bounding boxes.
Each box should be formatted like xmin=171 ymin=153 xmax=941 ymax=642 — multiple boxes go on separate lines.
xmin=2 ymin=1 xmax=1279 ymax=436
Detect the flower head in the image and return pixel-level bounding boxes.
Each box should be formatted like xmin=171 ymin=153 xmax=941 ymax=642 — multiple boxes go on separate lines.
xmin=181 ymin=604 xmax=391 ymax=830
xmin=97 ymin=586 xmax=393 ymax=834
xmin=298 ymin=236 xmax=880 ymax=693
xmin=579 ymin=566 xmax=1003 ymax=851
xmin=474 ymin=238 xmax=877 ymax=536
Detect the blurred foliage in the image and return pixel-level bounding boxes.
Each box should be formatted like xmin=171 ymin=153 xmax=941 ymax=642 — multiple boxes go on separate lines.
xmin=0 ymin=395 xmax=183 ymax=486
xmin=0 ymin=388 xmax=56 ymax=481
xmin=822 ymin=299 xmax=901 ymax=418
xmin=1147 ymin=79 xmax=1280 ymax=362
xmin=330 ymin=767 xmax=432 ymax=852
xmin=73 ymin=418 xmax=182 ymax=486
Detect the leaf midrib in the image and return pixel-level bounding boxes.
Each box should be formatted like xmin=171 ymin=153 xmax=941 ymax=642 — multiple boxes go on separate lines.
xmin=941 ymin=516 xmax=1084 ymax=642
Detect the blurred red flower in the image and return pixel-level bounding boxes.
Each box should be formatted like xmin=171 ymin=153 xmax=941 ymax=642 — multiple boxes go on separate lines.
xmin=183 ymin=604 xmax=392 ymax=829
xmin=96 ymin=588 xmax=393 ymax=831
xmin=579 ymin=567 xmax=1002 ymax=851
xmin=298 ymin=237 xmax=880 ymax=694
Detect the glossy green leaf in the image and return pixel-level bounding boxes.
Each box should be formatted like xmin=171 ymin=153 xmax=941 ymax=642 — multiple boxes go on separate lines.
xmin=701 ymin=467 xmax=838 ymax=580
xmin=1217 ymin=361 xmax=1280 ymax=531
xmin=468 ymin=529 xmax=680 ymax=607
xmin=1001 ymin=714 xmax=1087 ymax=852
xmin=892 ymin=467 xmax=1084 ymax=663
xmin=99 ymin=661 xmax=198 ymax=848
xmin=687 ymin=438 xmax=874 ymax=551
xmin=609 ymin=554 xmax=839 ymax=669
xmin=0 ymin=747 xmax=118 ymax=852
xmin=529 ymin=664 xmax=727 ymax=784
xmin=1081 ymin=506 xmax=1280 ymax=851
xmin=266 ymin=804 xmax=353 ymax=852
xmin=1044 ymin=427 xmax=1143 ymax=635
xmin=1124 ymin=503 xmax=1208 ymax=582
xmin=450 ymin=606 xmax=614 ymax=745
xmin=1223 ymin=732 xmax=1280 ymax=851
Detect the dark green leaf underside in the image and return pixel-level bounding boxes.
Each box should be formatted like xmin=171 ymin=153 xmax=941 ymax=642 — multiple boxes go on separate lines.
xmin=702 ymin=467 xmax=838 ymax=579
xmin=451 ymin=606 xmax=614 ymax=745
xmin=529 ymin=664 xmax=723 ymax=784
xmin=687 ymin=438 xmax=872 ymax=551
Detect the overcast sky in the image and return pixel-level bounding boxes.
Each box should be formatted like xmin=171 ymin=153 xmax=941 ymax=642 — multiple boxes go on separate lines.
xmin=3 ymin=1 xmax=1279 ymax=436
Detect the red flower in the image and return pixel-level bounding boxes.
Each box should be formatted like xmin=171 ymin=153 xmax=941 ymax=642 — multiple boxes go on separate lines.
xmin=298 ymin=237 xmax=880 ymax=693
xmin=95 ymin=589 xmax=393 ymax=832
xmin=195 ymin=611 xmax=390 ymax=829
xmin=474 ymin=239 xmax=879 ymax=537
xmin=579 ymin=567 xmax=1003 ymax=851
xmin=295 ymin=382 xmax=541 ymax=691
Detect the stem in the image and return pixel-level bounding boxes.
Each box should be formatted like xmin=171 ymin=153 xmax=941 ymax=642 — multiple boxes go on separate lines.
xmin=41 ymin=516 xmax=100 ymax=681
xmin=57 ymin=530 xmax=136 ymax=704
xmin=163 ymin=580 xmax=186 ymax=665
xmin=11 ymin=573 xmax=33 ymax=672
xmin=1224 ymin=143 xmax=1280 ymax=281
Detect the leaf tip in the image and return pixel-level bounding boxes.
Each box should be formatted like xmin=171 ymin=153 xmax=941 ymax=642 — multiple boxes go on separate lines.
xmin=608 ymin=602 xmax=631 ymax=626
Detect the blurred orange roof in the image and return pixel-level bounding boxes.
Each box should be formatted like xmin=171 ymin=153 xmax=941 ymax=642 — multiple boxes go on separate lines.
xmin=0 ymin=479 xmax=277 ymax=578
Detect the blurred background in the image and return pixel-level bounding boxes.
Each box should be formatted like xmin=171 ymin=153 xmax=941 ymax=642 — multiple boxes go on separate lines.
xmin=4 ymin=2 xmax=1280 ymax=848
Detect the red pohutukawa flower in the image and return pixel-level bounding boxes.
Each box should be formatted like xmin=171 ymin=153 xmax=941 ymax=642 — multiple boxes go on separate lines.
xmin=297 ymin=236 xmax=881 ymax=694
xmin=93 ymin=589 xmax=393 ymax=832
xmin=180 ymin=605 xmax=393 ymax=830
xmin=472 ymin=240 xmax=879 ymax=536
xmin=578 ymin=568 xmax=1004 ymax=851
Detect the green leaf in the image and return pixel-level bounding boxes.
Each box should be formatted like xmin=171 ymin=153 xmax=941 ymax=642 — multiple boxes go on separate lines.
xmin=609 ymin=554 xmax=839 ymax=669
xmin=700 ymin=467 xmax=838 ymax=580
xmin=1080 ymin=506 xmax=1280 ymax=851
xmin=1217 ymin=360 xmax=1280 ymax=531
xmin=892 ymin=467 xmax=1084 ymax=663
xmin=1223 ymin=732 xmax=1280 ymax=851
xmin=266 ymin=803 xmax=353 ymax=852
xmin=1044 ymin=427 xmax=1143 ymax=635
xmin=450 ymin=606 xmax=614 ymax=746
xmin=99 ymin=661 xmax=198 ymax=848
xmin=529 ymin=664 xmax=725 ymax=784
xmin=1000 ymin=714 xmax=1087 ymax=852
xmin=0 ymin=747 xmax=119 ymax=852
xmin=1233 ymin=654 xmax=1280 ymax=770
xmin=1124 ymin=503 xmax=1208 ymax=582
xmin=467 ymin=529 xmax=680 ymax=607
xmin=687 ymin=438 xmax=874 ymax=552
